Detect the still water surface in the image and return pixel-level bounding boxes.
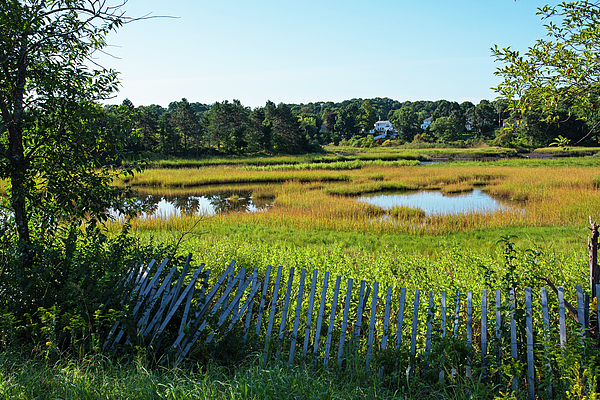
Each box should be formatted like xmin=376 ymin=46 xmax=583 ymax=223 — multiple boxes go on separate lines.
xmin=134 ymin=190 xmax=273 ymax=218
xmin=130 ymin=188 xmax=512 ymax=219
xmin=357 ymin=189 xmax=509 ymax=215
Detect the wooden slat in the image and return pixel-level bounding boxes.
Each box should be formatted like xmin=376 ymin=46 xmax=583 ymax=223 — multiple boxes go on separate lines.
xmin=204 ymin=271 xmax=256 ymax=344
xmin=337 ymin=278 xmax=353 ymax=365
xmin=466 ymin=291 xmax=473 ymax=378
xmin=171 ymin=262 xmax=236 ymax=352
xmin=150 ymin=262 xmax=206 ymax=347
xmin=495 ymin=289 xmax=501 ymax=363
xmin=558 ymin=286 xmax=567 ymax=348
xmin=289 ymin=268 xmax=306 ymax=365
xmin=541 ymin=287 xmax=552 ymax=399
xmin=481 ymin=290 xmax=487 ymax=368
xmin=324 ymin=276 xmax=341 ymax=366
xmin=353 ymin=281 xmax=367 ymax=340
xmin=255 ymin=265 xmax=272 ymax=336
xmin=396 ymin=287 xmax=407 ymax=348
xmin=453 ymin=290 xmax=461 ymax=338
xmin=275 ymin=267 xmax=295 ymax=361
xmin=264 ymin=265 xmax=283 ymax=362
xmin=441 ymin=291 xmax=447 ymax=338
xmin=365 ymin=282 xmax=379 ymax=372
xmin=576 ymin=285 xmax=585 ymax=337
xmin=175 ymin=266 xmax=246 ymax=360
xmin=243 ymin=267 xmax=259 ymax=342
xmin=439 ymin=290 xmax=447 ymax=383
xmin=313 ymin=271 xmax=329 ymax=357
xmin=425 ymin=291 xmax=433 ymax=356
xmin=410 ymin=289 xmax=420 ymax=358
xmin=302 ymin=269 xmax=319 ymax=358
xmin=525 ymin=287 xmax=535 ymax=400
xmin=379 ymin=286 xmax=392 ymax=377
xmin=510 ymin=288 xmax=518 ymax=393
xmin=179 ymin=282 xmax=195 ymax=337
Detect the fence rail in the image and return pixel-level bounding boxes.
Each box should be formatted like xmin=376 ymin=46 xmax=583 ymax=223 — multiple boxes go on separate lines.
xmin=105 ymin=255 xmax=600 ymax=399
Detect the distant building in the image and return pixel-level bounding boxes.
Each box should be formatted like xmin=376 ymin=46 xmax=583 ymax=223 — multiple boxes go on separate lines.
xmin=368 ymin=121 xmax=398 ymax=140
xmin=421 ymin=117 xmax=432 ymax=130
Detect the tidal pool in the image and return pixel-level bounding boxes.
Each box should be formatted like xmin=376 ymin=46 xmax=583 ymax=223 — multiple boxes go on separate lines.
xmin=357 ymin=189 xmax=511 ymax=215
xmin=131 ymin=191 xmax=273 ymax=218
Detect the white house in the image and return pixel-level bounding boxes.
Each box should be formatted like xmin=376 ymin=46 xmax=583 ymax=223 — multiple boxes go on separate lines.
xmin=374 ymin=120 xmax=394 ymax=133
xmin=421 ymin=117 xmax=432 ymax=130
xmin=369 ymin=120 xmax=397 ymax=140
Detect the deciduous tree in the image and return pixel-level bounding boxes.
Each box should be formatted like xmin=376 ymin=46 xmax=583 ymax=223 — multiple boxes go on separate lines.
xmin=0 ymin=1 xmax=139 ymax=271
xmin=493 ymin=0 xmax=600 ymax=143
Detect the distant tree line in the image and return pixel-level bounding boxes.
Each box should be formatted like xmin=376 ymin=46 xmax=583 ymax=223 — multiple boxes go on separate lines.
xmin=118 ymin=96 xmax=600 ymax=157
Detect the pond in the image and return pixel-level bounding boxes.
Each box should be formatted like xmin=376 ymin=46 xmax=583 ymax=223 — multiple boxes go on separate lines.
xmin=356 ymin=189 xmax=512 ymax=215
xmin=131 ymin=190 xmax=274 ymax=218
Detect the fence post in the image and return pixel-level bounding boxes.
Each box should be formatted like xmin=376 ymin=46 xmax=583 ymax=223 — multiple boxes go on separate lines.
xmin=510 ymin=288 xmax=518 ymax=393
xmin=264 ymin=265 xmax=283 ymax=363
xmin=366 ymin=282 xmax=379 ymax=372
xmin=302 ymin=269 xmax=319 ymax=358
xmin=525 ymin=287 xmax=535 ymax=400
xmin=289 ymin=268 xmax=306 ymax=365
xmin=313 ymin=271 xmax=329 ymax=360
xmin=409 ymin=289 xmax=420 ymax=377
xmin=338 ymin=278 xmax=353 ymax=365
xmin=324 ymin=276 xmax=341 ymax=366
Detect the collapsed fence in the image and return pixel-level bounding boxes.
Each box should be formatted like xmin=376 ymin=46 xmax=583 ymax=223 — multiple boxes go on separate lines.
xmin=104 ymin=254 xmax=600 ymax=399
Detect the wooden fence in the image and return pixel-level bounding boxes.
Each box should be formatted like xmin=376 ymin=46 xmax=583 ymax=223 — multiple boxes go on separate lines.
xmin=104 ymin=255 xmax=600 ymax=399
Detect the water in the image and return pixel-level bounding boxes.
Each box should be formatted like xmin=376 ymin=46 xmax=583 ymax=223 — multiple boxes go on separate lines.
xmin=131 ymin=191 xmax=273 ymax=219
xmin=356 ymin=189 xmax=510 ymax=215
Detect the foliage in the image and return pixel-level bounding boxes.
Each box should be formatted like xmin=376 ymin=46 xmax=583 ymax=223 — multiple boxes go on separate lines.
xmin=0 ymin=1 xmax=145 ymax=274
xmin=493 ymin=1 xmax=600 ymax=143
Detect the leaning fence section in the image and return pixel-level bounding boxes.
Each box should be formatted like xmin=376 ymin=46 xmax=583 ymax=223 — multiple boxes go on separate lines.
xmin=105 ymin=255 xmax=600 ymax=399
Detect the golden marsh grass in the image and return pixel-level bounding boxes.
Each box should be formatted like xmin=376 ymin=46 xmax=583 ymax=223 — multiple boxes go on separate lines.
xmin=120 ymin=161 xmax=600 ymax=236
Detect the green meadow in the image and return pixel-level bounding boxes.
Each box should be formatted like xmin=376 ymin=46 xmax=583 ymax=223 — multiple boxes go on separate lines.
xmin=112 ymin=149 xmax=600 ymax=295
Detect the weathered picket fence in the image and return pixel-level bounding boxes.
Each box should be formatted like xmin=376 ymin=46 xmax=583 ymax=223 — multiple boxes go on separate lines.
xmin=104 ymin=255 xmax=600 ymax=399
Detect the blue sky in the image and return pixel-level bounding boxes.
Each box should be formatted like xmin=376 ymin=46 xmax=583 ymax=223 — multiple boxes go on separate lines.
xmin=98 ymin=0 xmax=551 ymax=108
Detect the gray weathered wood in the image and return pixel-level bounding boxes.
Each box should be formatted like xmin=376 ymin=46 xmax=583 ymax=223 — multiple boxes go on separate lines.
xmin=541 ymin=287 xmax=552 ymax=399
xmin=576 ymin=285 xmax=585 ymax=337
xmin=525 ymin=287 xmax=535 ymax=400
xmin=558 ymin=286 xmax=567 ymax=348
xmin=313 ymin=271 xmax=329 ymax=357
xmin=425 ymin=291 xmax=433 ymax=356
xmin=495 ymin=289 xmax=501 ymax=363
xmin=353 ymin=281 xmax=367 ymax=340
xmin=275 ymin=267 xmax=295 ymax=361
xmin=379 ymin=286 xmax=392 ymax=377
xmin=150 ymin=263 xmax=206 ymax=348
xmin=243 ymin=267 xmax=259 ymax=342
xmin=171 ymin=262 xmax=236 ymax=352
xmin=466 ymin=291 xmax=473 ymax=378
xmin=453 ymin=290 xmax=461 ymax=338
xmin=409 ymin=289 xmax=420 ymax=378
xmin=302 ymin=269 xmax=319 ymax=358
xmin=337 ymin=278 xmax=353 ymax=365
xmin=481 ymin=290 xmax=487 ymax=368
xmin=289 ymin=268 xmax=306 ymax=365
xmin=365 ymin=282 xmax=379 ymax=372
xmin=410 ymin=289 xmax=420 ymax=358
xmin=255 ymin=265 xmax=272 ymax=336
xmin=396 ymin=287 xmax=407 ymax=348
xmin=324 ymin=276 xmax=341 ymax=366
xmin=264 ymin=265 xmax=283 ymax=361
xmin=510 ymin=288 xmax=518 ymax=392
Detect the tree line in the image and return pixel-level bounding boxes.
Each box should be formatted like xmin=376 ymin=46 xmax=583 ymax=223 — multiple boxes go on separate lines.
xmin=120 ymin=95 xmax=600 ymax=157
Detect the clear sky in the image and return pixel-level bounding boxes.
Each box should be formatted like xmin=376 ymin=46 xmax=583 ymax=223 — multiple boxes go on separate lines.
xmin=97 ymin=0 xmax=551 ymax=108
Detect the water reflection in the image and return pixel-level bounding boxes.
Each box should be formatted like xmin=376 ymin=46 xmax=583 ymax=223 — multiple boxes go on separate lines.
xmin=134 ymin=190 xmax=273 ymax=218
xmin=357 ymin=189 xmax=513 ymax=215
